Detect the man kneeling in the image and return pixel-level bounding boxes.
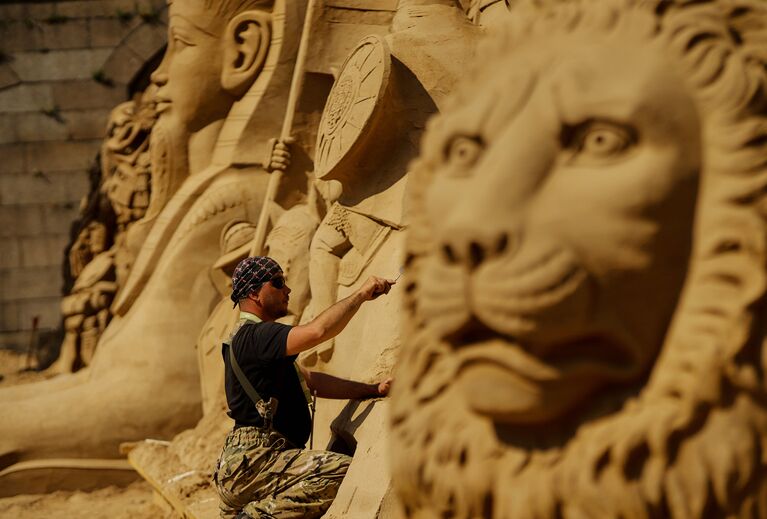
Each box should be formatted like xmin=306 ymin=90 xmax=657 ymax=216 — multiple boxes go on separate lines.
xmin=214 ymin=256 xmax=394 ymax=518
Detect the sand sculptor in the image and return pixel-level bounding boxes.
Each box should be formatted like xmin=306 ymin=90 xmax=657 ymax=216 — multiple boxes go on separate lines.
xmin=214 ymin=256 xmax=393 ymax=518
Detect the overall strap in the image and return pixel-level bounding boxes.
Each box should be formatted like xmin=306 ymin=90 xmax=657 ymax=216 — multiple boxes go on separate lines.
xmin=224 ymin=312 xmax=265 ymax=406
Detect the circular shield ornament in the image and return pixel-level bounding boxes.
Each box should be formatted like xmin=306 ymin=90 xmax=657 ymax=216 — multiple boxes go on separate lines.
xmin=315 ymin=35 xmax=392 ymax=180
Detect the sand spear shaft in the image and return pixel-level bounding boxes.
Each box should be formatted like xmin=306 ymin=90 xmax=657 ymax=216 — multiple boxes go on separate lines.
xmin=249 ymin=0 xmax=319 ymax=256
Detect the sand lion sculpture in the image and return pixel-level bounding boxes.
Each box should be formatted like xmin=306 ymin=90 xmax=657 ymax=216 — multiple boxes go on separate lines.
xmin=390 ymin=0 xmax=767 ymax=517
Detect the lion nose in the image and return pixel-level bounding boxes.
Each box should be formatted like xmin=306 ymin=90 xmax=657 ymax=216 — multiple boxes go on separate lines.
xmin=440 ymin=227 xmax=512 ymax=270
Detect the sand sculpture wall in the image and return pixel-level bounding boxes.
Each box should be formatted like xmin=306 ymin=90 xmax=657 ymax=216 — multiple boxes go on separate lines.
xmin=390 ymin=0 xmax=767 ymax=517
xmin=12 ymin=1 xmax=762 ymax=518
xmin=0 ymin=0 xmax=512 ymax=513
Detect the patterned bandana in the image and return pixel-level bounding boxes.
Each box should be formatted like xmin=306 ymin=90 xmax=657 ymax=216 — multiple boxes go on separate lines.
xmin=230 ymin=256 xmax=283 ymax=307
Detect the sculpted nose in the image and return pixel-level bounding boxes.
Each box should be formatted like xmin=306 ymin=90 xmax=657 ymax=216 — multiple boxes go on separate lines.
xmin=150 ymin=61 xmax=168 ymax=87
xmin=440 ymin=225 xmax=512 ymax=270
xmin=433 ymin=118 xmax=550 ymax=271
xmin=151 ymin=69 xmax=167 ymax=87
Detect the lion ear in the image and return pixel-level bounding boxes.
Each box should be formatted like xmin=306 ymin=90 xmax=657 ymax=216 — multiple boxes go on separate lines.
xmin=221 ymin=11 xmax=271 ymax=97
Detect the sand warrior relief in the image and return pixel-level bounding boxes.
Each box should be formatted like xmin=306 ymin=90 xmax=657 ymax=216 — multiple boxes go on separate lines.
xmin=3 ymin=0 xmax=767 ymax=518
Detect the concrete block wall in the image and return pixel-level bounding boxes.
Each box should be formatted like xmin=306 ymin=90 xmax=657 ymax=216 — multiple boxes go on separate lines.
xmin=0 ymin=0 xmax=166 ymax=347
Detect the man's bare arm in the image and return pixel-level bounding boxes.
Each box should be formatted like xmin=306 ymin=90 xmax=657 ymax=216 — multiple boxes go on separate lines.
xmin=300 ymin=368 xmax=392 ymax=399
xmin=286 ymin=276 xmax=393 ymax=356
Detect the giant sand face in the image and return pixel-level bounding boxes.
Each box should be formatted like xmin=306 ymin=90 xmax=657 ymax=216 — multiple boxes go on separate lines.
xmin=154 ymin=0 xmax=240 ymax=135
xmin=391 ymin=1 xmax=767 ymax=517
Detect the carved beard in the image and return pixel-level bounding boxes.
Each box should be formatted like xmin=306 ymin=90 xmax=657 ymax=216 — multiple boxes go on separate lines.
xmin=145 ymin=116 xmax=190 ymax=220
xmin=112 ymin=117 xmax=191 ymax=288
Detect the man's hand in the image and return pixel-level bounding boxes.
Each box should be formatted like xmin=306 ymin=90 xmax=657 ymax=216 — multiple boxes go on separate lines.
xmin=376 ymin=377 xmax=393 ymax=397
xmin=358 ymin=276 xmax=395 ymax=301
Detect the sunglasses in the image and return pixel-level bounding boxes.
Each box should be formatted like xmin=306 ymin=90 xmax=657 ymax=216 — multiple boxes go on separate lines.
xmin=269 ymin=276 xmax=286 ymax=289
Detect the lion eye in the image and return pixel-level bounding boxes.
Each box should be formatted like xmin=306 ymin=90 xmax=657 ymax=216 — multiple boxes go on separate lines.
xmin=444 ymin=135 xmax=484 ymax=172
xmin=563 ymin=121 xmax=636 ymax=163
xmin=580 ymin=127 xmax=630 ymax=156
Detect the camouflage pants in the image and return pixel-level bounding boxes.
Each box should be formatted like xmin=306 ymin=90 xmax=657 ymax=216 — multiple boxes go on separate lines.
xmin=214 ymin=426 xmax=351 ymax=519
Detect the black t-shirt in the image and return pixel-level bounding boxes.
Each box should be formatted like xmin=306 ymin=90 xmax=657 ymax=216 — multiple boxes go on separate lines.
xmin=222 ymin=321 xmax=311 ymax=448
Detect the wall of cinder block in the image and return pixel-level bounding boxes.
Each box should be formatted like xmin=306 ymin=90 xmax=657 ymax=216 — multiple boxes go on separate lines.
xmin=0 ymin=0 xmax=166 ymax=347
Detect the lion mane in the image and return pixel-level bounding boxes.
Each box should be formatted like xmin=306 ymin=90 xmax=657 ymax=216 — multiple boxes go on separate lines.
xmin=390 ymin=1 xmax=767 ymax=517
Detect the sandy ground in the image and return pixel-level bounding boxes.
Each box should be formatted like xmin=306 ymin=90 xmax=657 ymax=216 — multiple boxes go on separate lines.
xmin=0 ymin=348 xmax=174 ymax=519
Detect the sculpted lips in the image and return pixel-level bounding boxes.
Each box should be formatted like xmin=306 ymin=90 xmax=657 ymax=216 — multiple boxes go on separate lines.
xmin=456 ymin=336 xmax=641 ymax=384
xmin=154 ymin=95 xmax=172 ymax=114
xmin=456 ymin=339 xmax=560 ymax=382
xmin=419 ymin=247 xmax=591 ymax=342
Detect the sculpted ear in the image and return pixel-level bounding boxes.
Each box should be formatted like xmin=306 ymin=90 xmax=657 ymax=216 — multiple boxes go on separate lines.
xmin=221 ymin=11 xmax=271 ymax=97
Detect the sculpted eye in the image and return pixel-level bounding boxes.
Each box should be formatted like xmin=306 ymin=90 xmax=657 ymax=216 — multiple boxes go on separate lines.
xmin=173 ymin=36 xmax=191 ymax=48
xmin=563 ymin=121 xmax=636 ymax=162
xmin=581 ymin=127 xmax=630 ymax=156
xmin=443 ymin=135 xmax=484 ymax=172
xmin=171 ymin=29 xmax=194 ymax=48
